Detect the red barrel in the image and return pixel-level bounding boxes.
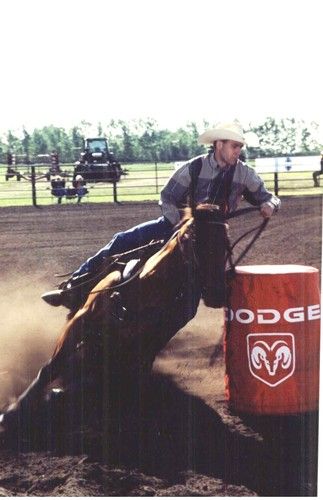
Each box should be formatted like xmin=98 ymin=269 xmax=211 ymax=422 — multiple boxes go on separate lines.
xmin=224 ymin=265 xmax=321 ymax=415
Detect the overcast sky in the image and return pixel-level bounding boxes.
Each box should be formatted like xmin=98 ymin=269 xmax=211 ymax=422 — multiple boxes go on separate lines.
xmin=0 ymin=0 xmax=322 ymax=139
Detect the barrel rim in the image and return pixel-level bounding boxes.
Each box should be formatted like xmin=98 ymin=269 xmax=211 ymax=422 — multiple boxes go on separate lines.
xmin=235 ymin=264 xmax=319 ymax=275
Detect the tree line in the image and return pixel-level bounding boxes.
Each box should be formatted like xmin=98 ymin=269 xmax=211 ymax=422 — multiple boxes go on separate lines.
xmin=0 ymin=117 xmax=321 ymax=164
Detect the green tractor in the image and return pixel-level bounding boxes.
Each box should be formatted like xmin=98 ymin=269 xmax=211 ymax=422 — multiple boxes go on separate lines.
xmin=74 ymin=137 xmax=126 ymax=183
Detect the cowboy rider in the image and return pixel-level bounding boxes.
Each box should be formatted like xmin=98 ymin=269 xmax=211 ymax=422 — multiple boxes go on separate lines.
xmin=42 ymin=122 xmax=281 ymax=308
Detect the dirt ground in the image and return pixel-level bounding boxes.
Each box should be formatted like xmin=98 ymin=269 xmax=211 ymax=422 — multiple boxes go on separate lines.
xmin=0 ymin=195 xmax=321 ymax=496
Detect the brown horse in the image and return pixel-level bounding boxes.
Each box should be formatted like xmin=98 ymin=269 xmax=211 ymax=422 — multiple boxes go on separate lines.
xmin=0 ymin=215 xmax=205 ymax=446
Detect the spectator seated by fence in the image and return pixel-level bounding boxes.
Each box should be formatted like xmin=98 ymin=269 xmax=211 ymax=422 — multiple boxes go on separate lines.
xmin=73 ymin=174 xmax=89 ymax=203
xmin=51 ymin=175 xmax=66 ymax=204
xmin=51 ymin=174 xmax=88 ymax=204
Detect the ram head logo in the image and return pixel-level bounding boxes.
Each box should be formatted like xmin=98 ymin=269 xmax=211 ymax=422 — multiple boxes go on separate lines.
xmin=247 ymin=333 xmax=295 ymax=387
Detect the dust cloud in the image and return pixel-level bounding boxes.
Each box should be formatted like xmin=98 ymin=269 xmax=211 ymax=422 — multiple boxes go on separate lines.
xmin=0 ymin=274 xmax=66 ymax=410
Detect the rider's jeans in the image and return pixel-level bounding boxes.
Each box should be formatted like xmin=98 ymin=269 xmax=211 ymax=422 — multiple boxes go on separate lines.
xmin=73 ymin=216 xmax=174 ymax=276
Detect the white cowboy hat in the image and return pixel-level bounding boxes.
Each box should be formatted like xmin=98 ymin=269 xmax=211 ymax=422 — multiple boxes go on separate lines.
xmin=198 ymin=121 xmax=247 ymax=146
xmin=75 ymin=174 xmax=84 ymax=181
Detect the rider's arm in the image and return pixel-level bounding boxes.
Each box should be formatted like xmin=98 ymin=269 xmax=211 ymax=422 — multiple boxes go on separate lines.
xmin=240 ymin=164 xmax=281 ymax=218
xmin=159 ymin=162 xmax=192 ymax=226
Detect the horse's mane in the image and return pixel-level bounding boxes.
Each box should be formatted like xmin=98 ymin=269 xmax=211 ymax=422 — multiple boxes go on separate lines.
xmin=140 ymin=217 xmax=193 ymax=279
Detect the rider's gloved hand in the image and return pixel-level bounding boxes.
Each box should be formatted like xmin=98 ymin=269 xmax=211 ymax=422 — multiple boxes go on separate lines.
xmin=260 ymin=201 xmax=275 ymax=218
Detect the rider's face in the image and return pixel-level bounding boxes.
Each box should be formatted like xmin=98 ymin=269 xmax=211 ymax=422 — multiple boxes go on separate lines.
xmin=215 ymin=140 xmax=243 ymax=167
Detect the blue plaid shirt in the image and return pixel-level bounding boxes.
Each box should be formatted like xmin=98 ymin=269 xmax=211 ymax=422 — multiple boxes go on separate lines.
xmin=159 ymin=152 xmax=281 ymax=225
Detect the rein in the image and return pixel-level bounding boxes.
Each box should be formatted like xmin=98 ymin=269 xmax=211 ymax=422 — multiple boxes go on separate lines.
xmin=226 ymin=212 xmax=269 ymax=269
xmin=85 ymin=208 xmax=268 ymax=297
xmin=61 ymin=207 xmax=268 ymax=304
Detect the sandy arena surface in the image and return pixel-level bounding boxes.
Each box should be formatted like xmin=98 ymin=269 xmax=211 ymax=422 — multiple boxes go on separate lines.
xmin=0 ymin=195 xmax=321 ymax=496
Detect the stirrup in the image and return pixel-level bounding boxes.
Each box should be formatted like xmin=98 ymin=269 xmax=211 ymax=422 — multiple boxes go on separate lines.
xmin=42 ymin=272 xmax=93 ymax=309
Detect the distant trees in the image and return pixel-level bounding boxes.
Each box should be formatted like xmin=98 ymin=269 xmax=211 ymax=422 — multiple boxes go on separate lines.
xmin=250 ymin=117 xmax=321 ymax=156
xmin=0 ymin=117 xmax=321 ymax=163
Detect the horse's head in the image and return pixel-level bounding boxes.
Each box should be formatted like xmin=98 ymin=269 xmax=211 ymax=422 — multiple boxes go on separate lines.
xmin=193 ymin=204 xmax=229 ymax=308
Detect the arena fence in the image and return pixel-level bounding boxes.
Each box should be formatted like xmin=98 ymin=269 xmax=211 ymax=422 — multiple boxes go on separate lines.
xmin=0 ymin=161 xmax=322 ymax=207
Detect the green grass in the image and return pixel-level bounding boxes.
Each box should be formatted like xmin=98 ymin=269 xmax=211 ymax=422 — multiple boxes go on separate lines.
xmin=0 ymin=163 xmax=322 ymax=208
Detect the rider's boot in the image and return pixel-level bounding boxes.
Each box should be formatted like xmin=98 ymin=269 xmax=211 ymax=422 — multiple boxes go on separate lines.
xmin=41 ymin=272 xmax=92 ymax=310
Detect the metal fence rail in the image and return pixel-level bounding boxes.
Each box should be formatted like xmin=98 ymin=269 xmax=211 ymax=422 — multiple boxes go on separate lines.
xmin=0 ymin=162 xmax=322 ymax=207
xmin=256 ymin=171 xmax=323 ymax=195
